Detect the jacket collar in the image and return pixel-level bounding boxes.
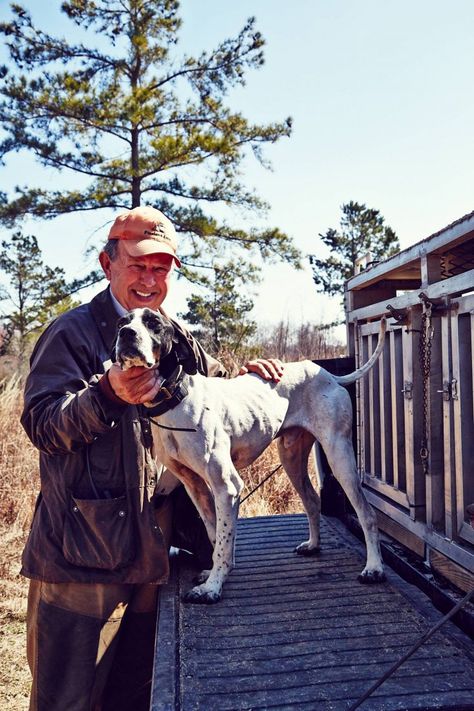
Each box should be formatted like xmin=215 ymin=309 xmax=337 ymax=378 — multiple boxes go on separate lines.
xmin=89 ymin=287 xmax=121 ymax=353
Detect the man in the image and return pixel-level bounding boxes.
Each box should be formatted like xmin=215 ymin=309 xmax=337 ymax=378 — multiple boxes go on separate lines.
xmin=21 ymin=206 xmax=283 ymax=711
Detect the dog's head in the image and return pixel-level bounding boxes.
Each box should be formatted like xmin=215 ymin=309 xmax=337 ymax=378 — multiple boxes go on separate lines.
xmin=114 ymin=308 xmax=174 ymax=370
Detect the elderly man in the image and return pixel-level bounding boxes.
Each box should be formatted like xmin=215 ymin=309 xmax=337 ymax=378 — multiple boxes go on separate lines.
xmin=21 ymin=206 xmax=283 ymax=711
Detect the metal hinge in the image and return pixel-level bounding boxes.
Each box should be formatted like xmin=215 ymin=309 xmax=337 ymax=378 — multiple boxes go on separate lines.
xmin=402 ymin=381 xmax=413 ymax=400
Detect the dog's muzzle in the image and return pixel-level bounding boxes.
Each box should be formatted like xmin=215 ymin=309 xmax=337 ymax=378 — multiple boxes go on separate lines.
xmin=116 ymin=326 xmax=156 ymax=369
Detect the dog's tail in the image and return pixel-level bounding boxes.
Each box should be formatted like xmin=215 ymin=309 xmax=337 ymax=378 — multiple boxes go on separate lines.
xmin=334 ymin=316 xmax=387 ymax=386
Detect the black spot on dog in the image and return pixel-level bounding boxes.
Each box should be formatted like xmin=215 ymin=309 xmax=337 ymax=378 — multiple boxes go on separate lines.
xmin=140 ymin=309 xmax=174 ymax=358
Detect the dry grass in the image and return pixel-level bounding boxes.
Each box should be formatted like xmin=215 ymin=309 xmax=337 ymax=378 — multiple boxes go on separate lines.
xmin=239 ymin=440 xmax=307 ymax=518
xmin=0 ymin=376 xmax=39 ymax=711
xmin=0 ymin=525 xmax=30 ymax=711
xmin=0 ymin=376 xmax=40 ymax=532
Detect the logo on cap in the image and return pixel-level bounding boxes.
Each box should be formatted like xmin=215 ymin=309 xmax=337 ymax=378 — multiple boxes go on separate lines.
xmin=145 ymin=224 xmax=171 ymax=242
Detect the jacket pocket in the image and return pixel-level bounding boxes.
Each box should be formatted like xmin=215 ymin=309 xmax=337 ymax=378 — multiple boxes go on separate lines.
xmin=62 ymin=495 xmax=136 ymax=571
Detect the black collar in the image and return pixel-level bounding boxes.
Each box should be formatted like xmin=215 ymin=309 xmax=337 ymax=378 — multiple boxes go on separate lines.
xmin=145 ymin=363 xmax=189 ymax=416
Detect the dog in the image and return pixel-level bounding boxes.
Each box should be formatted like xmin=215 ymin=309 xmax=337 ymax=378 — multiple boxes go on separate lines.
xmin=114 ymin=308 xmax=387 ymax=604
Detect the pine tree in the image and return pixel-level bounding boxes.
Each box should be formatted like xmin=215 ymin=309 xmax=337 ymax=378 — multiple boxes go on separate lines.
xmin=309 ymin=201 xmax=399 ymax=297
xmin=0 ymin=232 xmax=93 ymax=361
xmin=0 ymin=1 xmax=300 ymax=287
xmin=179 ymin=262 xmax=257 ymax=356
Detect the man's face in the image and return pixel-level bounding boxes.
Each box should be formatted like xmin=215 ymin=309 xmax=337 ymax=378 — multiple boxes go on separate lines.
xmin=99 ymin=242 xmax=175 ymax=311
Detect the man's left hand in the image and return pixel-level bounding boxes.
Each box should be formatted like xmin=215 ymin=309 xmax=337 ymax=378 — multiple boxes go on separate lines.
xmin=238 ymin=358 xmax=284 ymax=382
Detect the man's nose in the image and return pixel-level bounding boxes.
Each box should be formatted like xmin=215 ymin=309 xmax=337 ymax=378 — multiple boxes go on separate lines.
xmin=140 ymin=269 xmax=157 ymax=286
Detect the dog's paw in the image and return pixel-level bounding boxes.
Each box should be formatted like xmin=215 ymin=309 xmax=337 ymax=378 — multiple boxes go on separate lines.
xmin=182 ymin=586 xmax=221 ymax=604
xmin=192 ymin=569 xmax=211 ymax=585
xmin=294 ymin=542 xmax=321 ymax=557
xmin=357 ymin=569 xmax=386 ymax=584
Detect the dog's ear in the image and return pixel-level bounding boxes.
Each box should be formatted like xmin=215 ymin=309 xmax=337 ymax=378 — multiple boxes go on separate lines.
xmin=110 ymin=314 xmax=129 ymax=363
xmin=172 ymin=332 xmax=198 ymax=375
xmin=141 ymin=310 xmax=174 ymax=358
xmin=160 ymin=321 xmax=175 ymax=358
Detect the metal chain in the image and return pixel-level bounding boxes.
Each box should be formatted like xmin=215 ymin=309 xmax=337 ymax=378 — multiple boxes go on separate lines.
xmin=419 ymin=298 xmax=433 ymax=476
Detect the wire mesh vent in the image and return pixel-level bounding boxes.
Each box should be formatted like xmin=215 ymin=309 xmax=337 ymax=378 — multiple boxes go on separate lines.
xmin=440 ymin=237 xmax=474 ymax=278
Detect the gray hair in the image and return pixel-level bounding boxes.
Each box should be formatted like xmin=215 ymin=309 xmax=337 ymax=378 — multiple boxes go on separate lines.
xmin=101 ymin=239 xmax=120 ymax=260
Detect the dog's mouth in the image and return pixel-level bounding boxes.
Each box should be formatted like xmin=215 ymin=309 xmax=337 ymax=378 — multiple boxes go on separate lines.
xmin=118 ymin=350 xmax=155 ymax=370
xmin=116 ymin=329 xmax=158 ymax=370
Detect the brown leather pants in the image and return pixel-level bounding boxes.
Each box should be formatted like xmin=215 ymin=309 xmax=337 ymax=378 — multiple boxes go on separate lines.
xmin=26 ymin=498 xmax=172 ymax=711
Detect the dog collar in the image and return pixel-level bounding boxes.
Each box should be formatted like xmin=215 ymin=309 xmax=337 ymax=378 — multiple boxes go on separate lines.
xmin=145 ymin=364 xmax=189 ymax=416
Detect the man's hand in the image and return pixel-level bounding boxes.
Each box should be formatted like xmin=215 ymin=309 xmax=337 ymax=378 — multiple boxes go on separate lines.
xmin=238 ymin=358 xmax=284 ymax=382
xmin=107 ymin=363 xmax=161 ymax=404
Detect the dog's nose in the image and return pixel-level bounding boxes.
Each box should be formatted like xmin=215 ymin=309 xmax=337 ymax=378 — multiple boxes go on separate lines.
xmin=119 ymin=326 xmax=136 ymax=341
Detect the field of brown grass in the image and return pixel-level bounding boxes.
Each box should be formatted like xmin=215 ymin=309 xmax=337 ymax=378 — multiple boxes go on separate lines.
xmin=0 ymin=375 xmax=312 ymax=708
xmin=0 ymin=377 xmax=39 ymax=710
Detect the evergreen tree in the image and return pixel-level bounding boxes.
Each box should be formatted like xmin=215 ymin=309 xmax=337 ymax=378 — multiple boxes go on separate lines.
xmin=0 ymin=1 xmax=300 ymax=287
xmin=309 ymin=201 xmax=400 ymax=297
xmin=0 ymin=232 xmax=94 ymax=360
xmin=179 ymin=262 xmax=257 ymax=356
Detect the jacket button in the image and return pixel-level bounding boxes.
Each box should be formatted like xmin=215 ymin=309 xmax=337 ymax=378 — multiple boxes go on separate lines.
xmin=118 ymin=510 xmax=126 ymax=517
xmin=72 ymin=506 xmax=78 ymax=513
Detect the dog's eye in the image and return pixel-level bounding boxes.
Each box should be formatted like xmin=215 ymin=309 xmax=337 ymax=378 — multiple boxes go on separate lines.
xmin=117 ymin=315 xmax=131 ymax=328
xmin=142 ymin=311 xmax=160 ymax=330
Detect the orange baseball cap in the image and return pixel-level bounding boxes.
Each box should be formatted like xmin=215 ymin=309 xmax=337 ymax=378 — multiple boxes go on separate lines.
xmin=108 ymin=206 xmax=181 ymax=267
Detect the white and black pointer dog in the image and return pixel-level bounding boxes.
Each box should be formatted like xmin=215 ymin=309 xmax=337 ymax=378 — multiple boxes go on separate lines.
xmin=115 ymin=308 xmax=387 ymax=604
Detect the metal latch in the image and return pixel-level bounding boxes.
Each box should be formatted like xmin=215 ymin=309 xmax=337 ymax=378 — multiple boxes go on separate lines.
xmin=402 ymin=381 xmax=413 ymax=399
xmin=437 ymin=379 xmax=459 ymax=401
xmin=451 ymin=378 xmax=458 ymax=400
xmin=386 ymin=303 xmax=409 ymax=327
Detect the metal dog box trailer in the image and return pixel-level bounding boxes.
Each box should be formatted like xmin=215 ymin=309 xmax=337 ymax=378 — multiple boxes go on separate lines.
xmin=344 ymin=210 xmax=474 ymax=591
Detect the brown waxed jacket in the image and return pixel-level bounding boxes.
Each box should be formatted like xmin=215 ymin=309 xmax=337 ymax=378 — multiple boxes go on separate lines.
xmin=20 ymin=287 xmax=226 ymax=584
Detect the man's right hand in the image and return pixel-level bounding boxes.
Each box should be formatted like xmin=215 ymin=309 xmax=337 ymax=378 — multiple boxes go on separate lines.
xmin=107 ymin=363 xmax=161 ymax=405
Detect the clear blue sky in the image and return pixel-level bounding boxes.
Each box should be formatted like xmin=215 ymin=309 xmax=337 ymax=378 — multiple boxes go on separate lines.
xmin=1 ymin=0 xmax=473 ymax=334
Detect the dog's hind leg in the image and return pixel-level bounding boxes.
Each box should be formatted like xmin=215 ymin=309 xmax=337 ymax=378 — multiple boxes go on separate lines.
xmin=318 ymin=431 xmax=385 ymax=583
xmin=277 ymin=428 xmax=321 ymax=556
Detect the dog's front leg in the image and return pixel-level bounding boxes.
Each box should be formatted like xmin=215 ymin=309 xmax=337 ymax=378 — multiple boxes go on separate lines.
xmin=182 ymin=465 xmax=243 ymax=604
xmin=277 ymin=429 xmax=321 ymax=556
xmin=173 ymin=466 xmax=217 ymax=548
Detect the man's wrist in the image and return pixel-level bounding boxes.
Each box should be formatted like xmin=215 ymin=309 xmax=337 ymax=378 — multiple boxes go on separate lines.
xmin=99 ymin=370 xmax=128 ymax=405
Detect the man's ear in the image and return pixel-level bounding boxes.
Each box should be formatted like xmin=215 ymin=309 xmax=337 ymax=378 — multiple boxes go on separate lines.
xmin=99 ymin=251 xmax=112 ymax=281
